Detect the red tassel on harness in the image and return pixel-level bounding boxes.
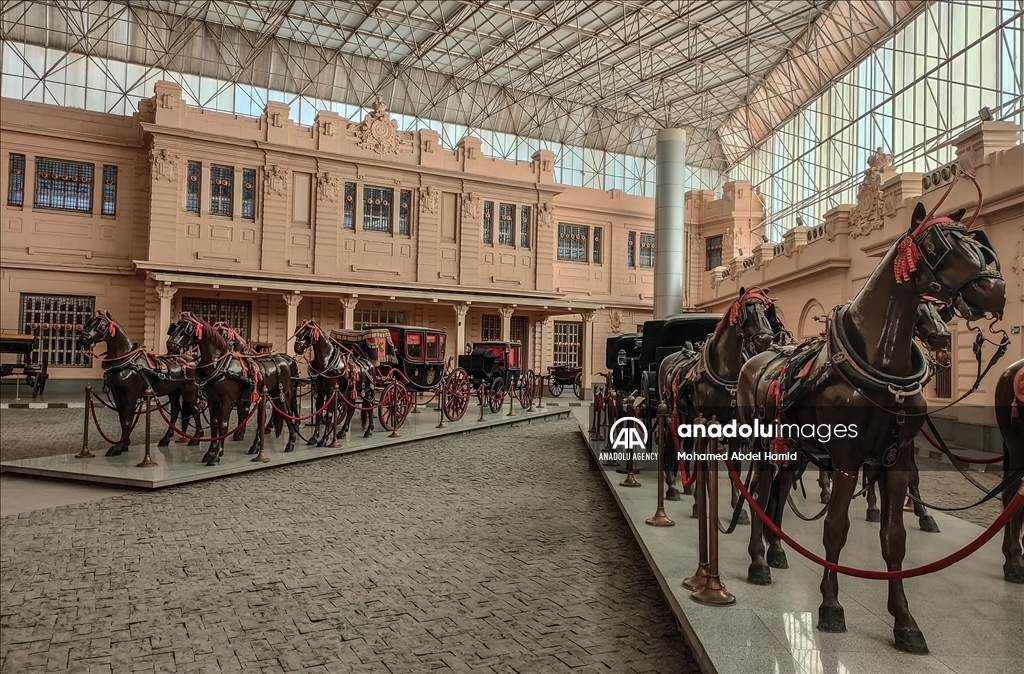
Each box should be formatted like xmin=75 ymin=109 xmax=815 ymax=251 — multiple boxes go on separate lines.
xmin=766 ymin=367 xmax=789 ymax=466
xmin=107 ymin=321 xmax=116 ymax=337
xmin=893 ymin=236 xmax=922 ymax=283
xmin=728 ymin=301 xmax=742 ymax=326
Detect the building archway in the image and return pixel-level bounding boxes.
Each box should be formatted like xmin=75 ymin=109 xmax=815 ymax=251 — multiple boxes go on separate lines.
xmin=798 ymin=300 xmax=826 ymax=339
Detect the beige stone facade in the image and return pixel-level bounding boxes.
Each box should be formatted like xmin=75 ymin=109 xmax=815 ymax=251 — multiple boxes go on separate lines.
xmin=1 ymin=82 xmax=657 ymax=389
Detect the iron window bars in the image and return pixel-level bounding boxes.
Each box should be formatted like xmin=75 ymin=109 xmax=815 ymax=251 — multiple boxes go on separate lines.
xmin=34 ymin=158 xmax=93 ymax=212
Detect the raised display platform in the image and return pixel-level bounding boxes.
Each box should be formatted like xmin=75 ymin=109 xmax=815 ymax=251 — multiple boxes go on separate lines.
xmin=0 ymin=405 xmax=570 ymax=489
xmin=572 ymin=409 xmax=1023 ymax=674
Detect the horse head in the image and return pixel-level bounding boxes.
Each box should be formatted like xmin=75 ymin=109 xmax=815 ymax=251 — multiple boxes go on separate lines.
xmin=212 ymin=321 xmax=252 ymax=354
xmin=78 ymin=310 xmax=119 ymax=351
xmin=914 ymin=301 xmax=952 ymax=366
xmin=167 ymin=311 xmax=215 ymax=354
xmin=720 ymin=286 xmax=777 ymax=359
xmin=292 ymin=320 xmax=323 ymax=356
xmin=898 ymin=201 xmax=1005 ymax=321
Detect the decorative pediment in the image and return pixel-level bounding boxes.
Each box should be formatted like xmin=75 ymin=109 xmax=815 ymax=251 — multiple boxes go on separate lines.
xmin=355 ymin=96 xmax=412 ymax=155
xmin=850 ymin=147 xmax=894 ymax=238
xmin=149 ymin=148 xmax=179 ymax=182
xmin=317 ymin=172 xmax=339 ymax=203
xmin=462 ymin=192 xmax=482 ymax=221
xmin=265 ymin=165 xmax=289 ymax=197
xmin=538 ymin=202 xmax=554 ymax=227
xmin=420 ymin=186 xmax=439 ymax=215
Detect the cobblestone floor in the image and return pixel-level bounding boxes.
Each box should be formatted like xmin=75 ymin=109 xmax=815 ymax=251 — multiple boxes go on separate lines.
xmin=1 ymin=418 xmax=699 ymax=674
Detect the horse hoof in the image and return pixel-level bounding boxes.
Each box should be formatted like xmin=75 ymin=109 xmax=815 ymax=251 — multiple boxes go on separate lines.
xmin=284 ymin=444 xmax=295 ymax=453
xmin=893 ymin=628 xmax=928 ymax=654
xmin=157 ymin=439 xmax=170 ymax=448
xmin=307 ymin=437 xmax=318 ymax=446
xmin=105 ymin=446 xmax=122 ymax=457
xmin=918 ymin=515 xmax=940 ymax=533
xmin=817 ymin=605 xmax=846 ymax=632
xmin=736 ymin=508 xmax=750 ymax=526
xmin=820 ymin=492 xmax=831 ymax=504
xmin=691 ymin=503 xmax=699 ymax=519
xmin=187 ymin=440 xmax=200 ymax=447
xmin=748 ymin=563 xmax=772 ymax=586
xmin=767 ymin=548 xmax=788 ymax=569
xmin=683 ymin=484 xmax=694 ymax=496
xmin=866 ymin=509 xmax=881 ymax=523
xmin=205 ymin=457 xmax=220 ymax=466
xmin=1003 ymin=563 xmax=1024 ymax=584
xmin=247 ymin=446 xmax=258 ymax=455
xmin=363 ymin=431 xmax=373 ymax=438
xmin=666 ymin=487 xmax=681 ymax=501
xmin=317 ymin=439 xmax=327 ymax=448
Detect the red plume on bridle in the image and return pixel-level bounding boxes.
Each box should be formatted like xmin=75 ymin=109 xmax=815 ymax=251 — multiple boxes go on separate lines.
xmin=98 ymin=310 xmax=117 ymax=337
xmin=181 ymin=311 xmax=203 ymax=339
xmin=718 ymin=286 xmax=775 ymax=334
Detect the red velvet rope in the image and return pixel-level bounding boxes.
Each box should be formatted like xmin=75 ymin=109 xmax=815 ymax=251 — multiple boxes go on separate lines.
xmin=920 ymin=429 xmax=1003 ymax=464
xmin=154 ymin=397 xmax=259 ymax=443
xmin=268 ymin=394 xmax=335 ymax=421
xmin=88 ymin=399 xmax=143 ymax=445
xmin=726 ymin=462 xmax=1024 ymax=580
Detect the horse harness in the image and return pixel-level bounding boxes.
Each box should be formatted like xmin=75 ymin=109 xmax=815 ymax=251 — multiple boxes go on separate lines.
xmin=101 ymin=344 xmax=192 ymax=386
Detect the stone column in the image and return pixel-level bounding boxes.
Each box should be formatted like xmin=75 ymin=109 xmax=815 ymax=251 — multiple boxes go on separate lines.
xmin=581 ymin=311 xmax=597 ymax=398
xmin=499 ymin=306 xmax=514 ymax=342
xmin=538 ymin=316 xmax=551 ymax=373
xmin=654 ymin=128 xmax=687 ymax=318
xmin=453 ymin=304 xmax=469 ymax=357
xmin=155 ymin=284 xmax=177 ymax=353
xmin=282 ymin=293 xmax=301 ymax=351
xmin=340 ymin=296 xmax=358 ymax=330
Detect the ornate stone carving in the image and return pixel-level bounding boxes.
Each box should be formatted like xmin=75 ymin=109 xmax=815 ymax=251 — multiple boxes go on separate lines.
xmin=317 ymin=172 xmax=339 ymax=203
xmin=155 ymin=284 xmax=177 ymax=301
xmin=265 ymin=165 xmax=288 ymax=197
xmin=850 ymin=148 xmax=894 ymax=238
xmin=498 ymin=306 xmax=515 ymax=319
xmin=582 ymin=311 xmax=597 ymax=324
xmin=538 ymin=202 xmax=554 ymax=228
xmin=420 ymin=186 xmax=439 ymax=215
xmin=609 ymin=310 xmax=622 ymax=334
xmin=453 ymin=304 xmax=469 ymax=320
xmin=282 ymin=293 xmax=302 ymax=307
xmin=149 ymin=148 xmax=179 ymax=183
xmin=462 ymin=192 xmax=482 ymax=221
xmin=356 ymin=96 xmax=401 ymax=154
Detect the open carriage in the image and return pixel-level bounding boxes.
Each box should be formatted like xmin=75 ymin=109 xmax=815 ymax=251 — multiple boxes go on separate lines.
xmin=546 ymin=364 xmax=584 ymax=399
xmin=605 ymin=332 xmax=643 ymax=401
xmin=457 ymin=341 xmax=535 ymax=413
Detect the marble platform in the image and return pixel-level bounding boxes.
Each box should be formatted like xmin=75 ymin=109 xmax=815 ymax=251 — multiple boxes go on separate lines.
xmin=0 ymin=404 xmax=570 ymax=489
xmin=572 ymin=409 xmax=1023 ymax=674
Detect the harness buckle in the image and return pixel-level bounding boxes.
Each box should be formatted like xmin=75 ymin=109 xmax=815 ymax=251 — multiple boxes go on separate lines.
xmin=894 ymin=409 xmax=906 ymax=427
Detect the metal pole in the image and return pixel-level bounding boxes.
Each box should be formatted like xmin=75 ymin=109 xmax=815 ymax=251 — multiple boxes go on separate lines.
xmin=76 ymin=385 xmax=94 ymax=458
xmin=436 ymin=384 xmax=447 ymax=429
xmin=647 ymin=403 xmax=675 ymax=526
xmin=602 ymin=390 xmax=619 ymax=466
xmin=252 ymin=386 xmax=270 ymax=463
xmin=506 ymin=380 xmax=515 ymax=418
xmin=683 ymin=416 xmax=709 ymax=591
xmin=477 ymin=386 xmax=486 ymax=422
xmin=137 ymin=388 xmax=157 ymax=467
xmin=535 ymin=376 xmax=545 ymax=409
xmin=691 ymin=428 xmax=736 ymax=606
xmin=328 ymin=381 xmax=340 ymax=447
xmin=388 ymin=385 xmax=402 ymax=438
xmin=619 ymin=398 xmax=641 ymax=487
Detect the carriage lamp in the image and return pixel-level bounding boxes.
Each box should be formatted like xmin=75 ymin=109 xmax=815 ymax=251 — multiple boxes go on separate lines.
xmin=617 ymin=349 xmax=627 ymax=367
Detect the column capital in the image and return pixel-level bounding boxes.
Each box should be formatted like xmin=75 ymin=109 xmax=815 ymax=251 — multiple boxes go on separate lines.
xmin=498 ymin=306 xmax=515 ymax=319
xmin=155 ymin=284 xmax=177 ymax=301
xmin=582 ymin=310 xmax=597 ymax=323
xmin=282 ymin=293 xmax=302 ymax=307
xmin=340 ymin=295 xmax=359 ymax=310
xmin=453 ymin=303 xmax=469 ymax=319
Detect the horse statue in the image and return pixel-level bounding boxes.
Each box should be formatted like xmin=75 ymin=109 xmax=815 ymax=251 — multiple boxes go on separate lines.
xmin=212 ymin=321 xmax=262 ymax=443
xmin=735 ymin=200 xmax=1004 ymax=654
xmin=995 ymin=358 xmax=1024 ymax=583
xmin=166 ymin=312 xmax=298 ymax=465
xmin=78 ymin=311 xmax=204 ymax=455
xmin=292 ymin=319 xmax=377 ymax=445
xmin=658 ymin=286 xmax=779 ymax=516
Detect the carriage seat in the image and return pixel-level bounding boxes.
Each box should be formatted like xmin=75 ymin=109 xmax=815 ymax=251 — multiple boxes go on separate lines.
xmin=330 ymin=329 xmax=397 ymax=364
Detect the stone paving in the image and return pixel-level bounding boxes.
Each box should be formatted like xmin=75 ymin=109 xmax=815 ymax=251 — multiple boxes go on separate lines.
xmin=0 ymin=418 xmax=699 ymax=674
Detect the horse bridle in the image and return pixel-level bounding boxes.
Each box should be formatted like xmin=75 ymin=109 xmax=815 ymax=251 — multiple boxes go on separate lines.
xmin=909 ymin=222 xmax=1001 ymax=317
xmin=737 ymin=298 xmax=775 ymax=360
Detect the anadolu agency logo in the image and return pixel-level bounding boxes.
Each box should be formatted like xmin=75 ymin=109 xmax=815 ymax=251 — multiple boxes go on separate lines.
xmin=600 ymin=417 xmax=657 ymax=462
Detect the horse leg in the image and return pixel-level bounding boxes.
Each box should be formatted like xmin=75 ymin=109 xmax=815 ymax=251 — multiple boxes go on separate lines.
xmin=283 ymin=389 xmax=297 ymax=453
xmin=817 ymin=468 xmax=857 ymax=633
xmin=879 ymin=463 xmax=927 ymax=653
xmin=747 ymin=460 xmax=775 ymax=585
xmin=362 ymin=388 xmax=375 ymax=438
xmin=187 ymin=395 xmax=204 ymax=447
xmin=247 ymin=398 xmax=261 ymax=455
xmin=158 ymin=392 xmax=177 ymax=447
xmin=665 ymin=432 xmax=682 ymax=501
xmin=865 ymin=467 xmax=881 ymax=522
xmin=908 ymin=457 xmax=939 ymax=532
xmin=1003 ymin=440 xmax=1024 ymax=583
xmin=308 ymin=392 xmax=323 ymax=445
xmin=766 ymin=467 xmax=796 ymax=569
xmin=108 ymin=393 xmax=137 ymax=457
xmin=202 ymin=402 xmax=222 ymax=465
xmin=233 ymin=400 xmax=248 ymax=442
xmin=818 ymin=468 xmax=832 ymax=504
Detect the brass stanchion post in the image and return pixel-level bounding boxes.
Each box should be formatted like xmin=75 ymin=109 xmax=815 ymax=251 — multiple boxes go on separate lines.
xmin=136 ymin=388 xmax=158 ymax=467
xmin=646 ymin=403 xmax=675 ymax=527
xmin=436 ymin=384 xmax=447 ymax=429
xmin=477 ymin=387 xmax=486 ymax=422
xmin=619 ymin=396 xmax=641 ymax=488
xmin=683 ymin=416 xmax=709 ymax=591
xmin=601 ymin=391 xmax=619 ymax=466
xmin=328 ymin=381 xmax=340 ymax=447
xmin=252 ymin=386 xmax=270 ymax=463
xmin=76 ymin=385 xmax=95 ymax=458
xmin=506 ymin=381 xmax=515 ymax=417
xmin=535 ymin=376 xmax=545 ymax=409
xmin=691 ymin=427 xmax=736 ymax=606
xmin=388 ymin=386 xmax=402 ymax=438
xmin=410 ymin=390 xmax=420 ymax=413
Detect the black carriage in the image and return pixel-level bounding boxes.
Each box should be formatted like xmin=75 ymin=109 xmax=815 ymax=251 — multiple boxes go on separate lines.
xmin=605 ymin=332 xmax=643 ymax=400
xmin=546 ymin=364 xmax=584 ymax=399
xmin=637 ymin=313 xmax=722 ymax=417
xmin=457 ymin=341 xmax=535 ymax=413
xmin=0 ymin=331 xmax=48 ymax=398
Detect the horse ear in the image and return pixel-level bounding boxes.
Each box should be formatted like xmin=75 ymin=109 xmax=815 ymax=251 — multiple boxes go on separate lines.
xmin=762 ymin=287 xmax=770 ymax=295
xmin=738 ymin=287 xmax=746 ymax=297
xmin=910 ymin=202 xmax=927 ymax=234
xmin=947 ymin=207 xmax=966 ymax=223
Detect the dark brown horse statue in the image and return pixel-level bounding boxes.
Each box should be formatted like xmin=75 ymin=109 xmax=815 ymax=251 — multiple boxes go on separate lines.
xmin=292 ymin=319 xmax=377 ymax=444
xmin=212 ymin=321 xmax=263 ymax=443
xmin=736 ymin=201 xmax=1004 ymax=654
xmin=166 ymin=312 xmax=298 ymax=465
xmin=78 ymin=311 xmax=203 ymax=455
xmin=995 ymin=358 xmax=1024 ymax=583
xmin=658 ymin=287 xmax=778 ymax=511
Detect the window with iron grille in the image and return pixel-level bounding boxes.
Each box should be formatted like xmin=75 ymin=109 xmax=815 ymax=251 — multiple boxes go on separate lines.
xmin=101 ymin=165 xmax=117 ymax=216
xmin=520 ymin=206 xmax=531 ymax=248
xmin=553 ymin=321 xmax=582 ymax=366
xmin=557 ymin=224 xmax=589 ymax=261
xmin=934 ymin=364 xmax=952 ymax=399
xmin=498 ymin=203 xmax=514 ymax=245
xmin=511 ymin=314 xmax=527 ymax=344
xmin=481 ymin=314 xmax=500 ymax=341
xmin=398 ymin=189 xmax=412 ymax=235
xmin=241 ymin=169 xmax=256 ymax=219
xmin=705 ymin=234 xmax=723 ymax=271
xmin=186 ymin=161 xmax=201 ymax=213
xmin=19 ymin=294 xmax=95 ymax=367
xmin=34 ymin=158 xmax=93 ymax=212
xmin=352 ymin=309 xmax=405 ymax=329
xmin=483 ymin=201 xmax=493 ymax=244
xmin=627 ymin=231 xmax=636 ymax=267
xmin=180 ymin=298 xmax=252 ymax=339
xmin=210 ymin=165 xmax=233 ymax=216
xmin=639 ymin=233 xmax=655 ymax=268
xmin=343 ymin=182 xmax=355 ymax=229
xmin=7 ymin=153 xmax=25 ymax=206
xmin=592 ymin=227 xmax=602 ymax=264
xmin=363 ymin=186 xmax=392 ymax=232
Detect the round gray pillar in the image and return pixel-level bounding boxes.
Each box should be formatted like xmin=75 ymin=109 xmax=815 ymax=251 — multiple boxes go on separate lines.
xmin=654 ymin=128 xmax=687 ymax=319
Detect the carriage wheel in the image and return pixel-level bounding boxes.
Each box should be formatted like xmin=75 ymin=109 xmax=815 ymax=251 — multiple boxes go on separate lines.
xmin=488 ymin=378 xmax=506 ymax=413
xmin=573 ymin=371 xmax=584 ymax=399
xmin=443 ymin=368 xmax=471 ymax=421
xmin=378 ymin=382 xmax=411 ymax=431
xmin=548 ymin=378 xmax=564 ymax=397
xmin=517 ymin=370 xmax=536 ymax=408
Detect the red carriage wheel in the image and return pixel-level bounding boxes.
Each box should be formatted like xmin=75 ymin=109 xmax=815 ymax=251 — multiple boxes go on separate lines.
xmin=378 ymin=382 xmax=411 ymax=431
xmin=487 ymin=378 xmax=506 ymax=413
xmin=442 ymin=367 xmax=471 ymax=421
xmin=573 ymin=371 xmax=584 ymax=399
xmin=517 ymin=370 xmax=536 ymax=408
